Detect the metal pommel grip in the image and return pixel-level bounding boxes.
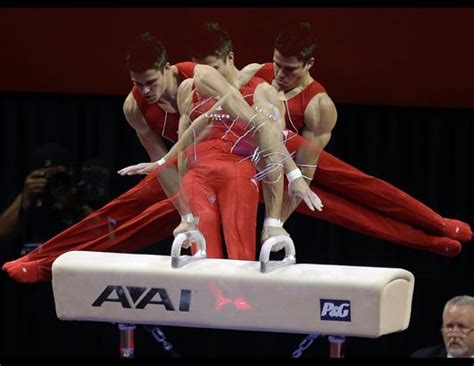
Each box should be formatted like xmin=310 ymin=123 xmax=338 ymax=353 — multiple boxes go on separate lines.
xmin=259 ymin=235 xmax=296 ymax=273
xmin=171 ymin=230 xmax=207 ymax=268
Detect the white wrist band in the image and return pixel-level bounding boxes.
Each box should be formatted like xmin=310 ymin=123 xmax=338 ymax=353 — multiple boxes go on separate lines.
xmin=181 ymin=214 xmax=195 ymax=224
xmin=263 ymin=218 xmax=283 ymax=227
xmin=286 ymin=168 xmax=303 ymax=183
xmin=156 ymin=158 xmax=166 ymax=166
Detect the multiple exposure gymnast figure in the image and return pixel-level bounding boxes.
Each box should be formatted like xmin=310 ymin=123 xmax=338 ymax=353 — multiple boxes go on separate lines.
xmin=2 ymin=22 xmax=471 ymax=284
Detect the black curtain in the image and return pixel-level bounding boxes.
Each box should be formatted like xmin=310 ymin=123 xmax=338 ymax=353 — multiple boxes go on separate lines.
xmin=0 ymin=92 xmax=472 ymax=358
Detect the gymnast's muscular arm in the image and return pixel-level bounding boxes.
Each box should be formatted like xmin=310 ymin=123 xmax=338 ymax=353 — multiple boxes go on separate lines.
xmin=117 ymin=93 xmax=177 ymax=176
xmin=238 ymin=63 xmax=264 ymax=85
xmin=176 ymin=80 xmax=194 ymax=139
xmin=176 ymin=79 xmax=193 ymax=178
xmin=281 ymin=93 xmax=337 ymax=222
xmin=122 ymin=92 xmax=169 ymax=161
xmin=162 ymin=79 xmax=215 ymax=164
xmin=119 ymin=92 xmax=191 ymax=216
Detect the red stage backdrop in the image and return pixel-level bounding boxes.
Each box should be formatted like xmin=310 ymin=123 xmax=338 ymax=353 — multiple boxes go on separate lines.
xmin=1 ymin=7 xmax=473 ymax=108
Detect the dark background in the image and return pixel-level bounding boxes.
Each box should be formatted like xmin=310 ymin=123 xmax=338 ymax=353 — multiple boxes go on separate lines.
xmin=0 ymin=7 xmax=473 ymax=358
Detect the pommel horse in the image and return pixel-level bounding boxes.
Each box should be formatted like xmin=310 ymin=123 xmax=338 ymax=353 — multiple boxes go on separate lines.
xmin=51 ymin=231 xmax=414 ymax=357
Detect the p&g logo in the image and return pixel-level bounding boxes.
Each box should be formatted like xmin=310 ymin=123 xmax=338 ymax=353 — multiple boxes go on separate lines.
xmin=320 ymin=299 xmax=351 ymax=322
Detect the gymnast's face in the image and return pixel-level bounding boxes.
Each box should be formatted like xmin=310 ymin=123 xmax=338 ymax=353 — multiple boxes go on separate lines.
xmin=442 ymin=305 xmax=474 ymax=357
xmin=130 ymin=65 xmax=169 ymax=104
xmin=194 ymin=52 xmax=234 ymax=83
xmin=272 ymin=50 xmax=313 ymax=92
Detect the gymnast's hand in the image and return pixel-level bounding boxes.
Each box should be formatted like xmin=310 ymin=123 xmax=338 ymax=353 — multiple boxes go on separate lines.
xmin=117 ymin=162 xmax=158 ymax=176
xmin=288 ymin=177 xmax=323 ymax=212
xmin=261 ymin=226 xmax=290 ymax=252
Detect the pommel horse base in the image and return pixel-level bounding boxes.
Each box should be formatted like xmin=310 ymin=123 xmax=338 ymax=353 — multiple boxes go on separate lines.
xmin=51 ymin=234 xmax=415 ymax=357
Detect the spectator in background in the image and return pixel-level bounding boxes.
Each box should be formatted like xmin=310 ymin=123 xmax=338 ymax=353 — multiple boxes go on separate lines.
xmin=0 ymin=144 xmax=93 ymax=255
xmin=412 ymin=295 xmax=474 ymax=358
xmin=0 ymin=145 xmax=112 ymax=253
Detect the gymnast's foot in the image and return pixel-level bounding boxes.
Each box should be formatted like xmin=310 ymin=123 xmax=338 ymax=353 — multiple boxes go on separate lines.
xmin=442 ymin=218 xmax=472 ymax=243
xmin=2 ymin=260 xmax=50 ymax=283
xmin=1 ymin=253 xmax=33 ymax=272
xmin=428 ymin=236 xmax=462 ymax=257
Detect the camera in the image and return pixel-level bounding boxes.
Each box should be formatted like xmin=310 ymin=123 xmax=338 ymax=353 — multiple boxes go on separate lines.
xmin=35 ymin=168 xmax=77 ymax=208
xmin=44 ymin=169 xmax=75 ymax=198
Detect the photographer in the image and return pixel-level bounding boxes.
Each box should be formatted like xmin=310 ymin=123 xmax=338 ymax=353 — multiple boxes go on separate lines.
xmin=0 ymin=143 xmax=92 ymax=255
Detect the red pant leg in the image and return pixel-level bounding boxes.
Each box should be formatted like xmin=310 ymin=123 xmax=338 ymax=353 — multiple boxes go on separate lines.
xmin=72 ymin=198 xmax=178 ymax=253
xmin=285 ymin=133 xmax=447 ymax=235
xmin=317 ymin=151 xmax=449 ymax=234
xmin=32 ymin=198 xmax=180 ymax=281
xmin=181 ymin=167 xmax=225 ymax=259
xmin=213 ymin=157 xmax=258 ymax=261
xmin=293 ymin=186 xmax=461 ymax=256
xmin=14 ymin=159 xmax=179 ymax=263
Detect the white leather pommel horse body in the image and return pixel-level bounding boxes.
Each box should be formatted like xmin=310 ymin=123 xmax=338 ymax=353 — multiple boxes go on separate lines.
xmin=52 ymin=248 xmax=415 ymax=338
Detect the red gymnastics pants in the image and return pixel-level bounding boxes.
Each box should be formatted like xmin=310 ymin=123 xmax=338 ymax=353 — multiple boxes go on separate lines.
xmin=181 ymin=139 xmax=258 ymax=260
xmin=3 ymin=136 xmax=471 ymax=282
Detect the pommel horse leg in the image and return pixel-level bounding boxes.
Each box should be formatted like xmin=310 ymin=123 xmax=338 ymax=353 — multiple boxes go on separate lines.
xmin=118 ymin=323 xmax=135 ymax=358
xmin=328 ymin=335 xmax=345 ymax=358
